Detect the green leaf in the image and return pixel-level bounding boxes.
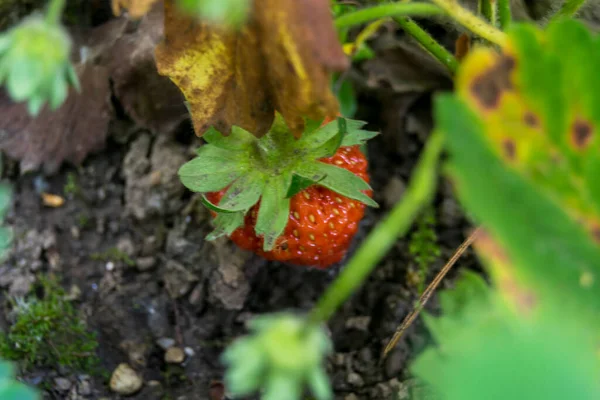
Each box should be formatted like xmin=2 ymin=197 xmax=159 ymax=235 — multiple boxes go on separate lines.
xmin=222 ymin=313 xmax=332 ymax=400
xmin=175 ymin=0 xmax=250 ymax=27
xmin=206 ymin=212 xmax=245 ymax=241
xmin=307 ymin=367 xmax=333 ymax=400
xmin=178 ymin=147 xmax=248 ymax=193
xmin=202 ymin=126 xmax=256 ymax=150
xmin=300 ymin=119 xmax=366 ymax=150
xmin=49 ymin=74 xmax=67 ymax=110
xmin=217 ymin=172 xmax=266 ymax=212
xmin=335 ymin=78 xmax=357 ymax=118
xmin=255 ymin=176 xmax=291 ymax=251
xmin=200 ymin=195 xmax=237 ymax=213
xmin=7 ymin=56 xmax=41 ymax=101
xmin=412 ymin=275 xmax=600 ymax=400
xmin=286 ymin=173 xmax=326 ymax=198
xmin=340 ymin=129 xmax=379 ymax=147
xmin=440 ymin=19 xmax=600 ymax=320
xmin=310 ymin=117 xmax=347 ymax=159
xmin=296 ymin=162 xmax=378 ymax=207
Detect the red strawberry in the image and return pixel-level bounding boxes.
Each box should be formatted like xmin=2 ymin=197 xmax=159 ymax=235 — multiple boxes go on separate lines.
xmin=179 ymin=113 xmax=379 ymax=269
xmin=206 ymin=145 xmax=371 ymax=268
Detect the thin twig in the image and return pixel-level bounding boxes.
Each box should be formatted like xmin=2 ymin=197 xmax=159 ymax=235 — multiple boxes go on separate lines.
xmin=382 ymin=227 xmax=481 ymax=358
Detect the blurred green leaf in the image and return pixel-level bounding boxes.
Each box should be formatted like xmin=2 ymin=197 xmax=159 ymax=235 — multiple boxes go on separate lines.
xmin=223 ymin=313 xmax=332 ymax=400
xmin=412 ymin=273 xmax=600 ymax=400
xmin=176 ymin=0 xmax=250 ymax=27
xmin=439 ymin=19 xmax=600 ymax=321
xmin=0 ymin=15 xmax=78 ymax=116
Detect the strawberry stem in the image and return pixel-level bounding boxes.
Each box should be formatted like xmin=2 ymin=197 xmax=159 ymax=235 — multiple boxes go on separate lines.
xmin=307 ymin=131 xmax=445 ymax=326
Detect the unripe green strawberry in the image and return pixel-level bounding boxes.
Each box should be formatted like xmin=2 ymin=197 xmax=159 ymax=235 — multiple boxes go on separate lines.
xmin=179 ymin=113 xmax=379 ymax=268
xmin=207 ymin=144 xmax=371 ymax=268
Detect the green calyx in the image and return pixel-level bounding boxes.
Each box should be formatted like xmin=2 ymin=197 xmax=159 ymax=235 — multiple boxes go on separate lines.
xmin=222 ymin=313 xmax=333 ymax=400
xmin=0 ymin=14 xmax=79 ymax=116
xmin=178 ymin=113 xmax=379 ymax=250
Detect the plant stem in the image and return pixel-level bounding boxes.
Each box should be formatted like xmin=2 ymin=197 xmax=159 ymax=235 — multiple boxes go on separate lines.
xmin=334 ymin=3 xmax=445 ymax=29
xmin=394 ymin=16 xmax=458 ymax=74
xmin=45 ymin=0 xmax=66 ymax=25
xmin=498 ymin=0 xmax=512 ymax=29
xmin=480 ymin=0 xmax=497 ymax=26
xmin=307 ymin=131 xmax=445 ymax=326
xmin=551 ymin=0 xmax=588 ymax=20
xmin=429 ymin=0 xmax=507 ymax=46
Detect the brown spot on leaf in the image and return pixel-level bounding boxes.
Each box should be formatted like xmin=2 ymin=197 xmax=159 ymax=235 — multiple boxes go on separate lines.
xmin=572 ymin=119 xmax=593 ymax=149
xmin=523 ymin=112 xmax=539 ymax=128
xmin=502 ymin=138 xmax=516 ymax=160
xmin=591 ymin=226 xmax=600 ymax=244
xmin=470 ymin=55 xmax=515 ymax=109
xmin=455 ymin=33 xmax=470 ymax=62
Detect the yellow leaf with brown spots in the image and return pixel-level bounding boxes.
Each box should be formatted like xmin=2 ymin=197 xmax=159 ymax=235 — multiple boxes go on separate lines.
xmin=112 ymin=0 xmax=161 ymax=18
xmin=438 ymin=20 xmax=600 ymax=322
xmin=154 ymin=0 xmax=348 ymax=138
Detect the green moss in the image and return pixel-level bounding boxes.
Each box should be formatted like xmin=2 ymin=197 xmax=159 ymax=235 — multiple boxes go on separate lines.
xmin=63 ymin=172 xmax=80 ymax=196
xmin=408 ymin=207 xmax=441 ymax=293
xmin=90 ymin=247 xmax=135 ymax=267
xmin=0 ymin=275 xmax=99 ymax=373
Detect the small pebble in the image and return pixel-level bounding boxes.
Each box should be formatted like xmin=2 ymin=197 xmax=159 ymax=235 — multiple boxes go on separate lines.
xmin=136 ymin=256 xmax=157 ymax=271
xmin=165 ymin=347 xmax=186 ymax=364
xmin=54 ymin=377 xmax=72 ymax=392
xmin=77 ymin=379 xmax=92 ymax=396
xmin=184 ymin=347 xmax=195 ymax=357
xmin=156 ymin=337 xmax=175 ymax=350
xmin=347 ymin=372 xmax=365 ymax=388
xmin=109 ymin=363 xmax=143 ymax=396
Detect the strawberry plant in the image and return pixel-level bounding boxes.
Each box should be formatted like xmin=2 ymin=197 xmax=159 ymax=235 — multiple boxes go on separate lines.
xmin=179 ymin=114 xmax=378 ymax=267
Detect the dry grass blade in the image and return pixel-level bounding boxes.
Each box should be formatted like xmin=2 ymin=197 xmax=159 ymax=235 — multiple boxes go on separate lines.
xmin=382 ymin=227 xmax=481 ymax=358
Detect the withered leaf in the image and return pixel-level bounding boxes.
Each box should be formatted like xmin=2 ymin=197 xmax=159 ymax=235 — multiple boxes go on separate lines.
xmin=155 ymin=1 xmax=272 ymax=136
xmin=106 ymin=4 xmax=188 ymax=133
xmin=0 ymin=63 xmax=111 ymax=174
xmin=155 ymin=0 xmax=348 ymax=138
xmin=112 ymin=0 xmax=161 ymax=18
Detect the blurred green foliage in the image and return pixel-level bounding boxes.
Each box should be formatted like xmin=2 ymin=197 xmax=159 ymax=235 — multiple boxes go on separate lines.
xmin=412 ymin=19 xmax=600 ymax=399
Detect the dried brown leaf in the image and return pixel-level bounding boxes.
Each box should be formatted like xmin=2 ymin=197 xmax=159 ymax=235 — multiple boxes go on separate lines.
xmin=112 ymin=0 xmax=161 ymax=18
xmin=107 ymin=4 xmax=188 ymax=133
xmin=155 ymin=0 xmax=348 ymax=138
xmin=155 ymin=1 xmax=272 ymax=136
xmin=0 ymin=63 xmax=111 ymax=174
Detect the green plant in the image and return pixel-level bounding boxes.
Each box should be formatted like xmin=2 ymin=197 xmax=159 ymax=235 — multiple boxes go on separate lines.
xmin=0 ymin=158 xmax=38 ymax=400
xmin=178 ymin=114 xmax=378 ymax=267
xmin=63 ymin=171 xmax=80 ymax=196
xmin=0 ymin=0 xmax=78 ymax=115
xmin=411 ymin=17 xmax=600 ymax=399
xmin=0 ymin=276 xmax=99 ymax=373
xmin=408 ymin=207 xmax=441 ymax=293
